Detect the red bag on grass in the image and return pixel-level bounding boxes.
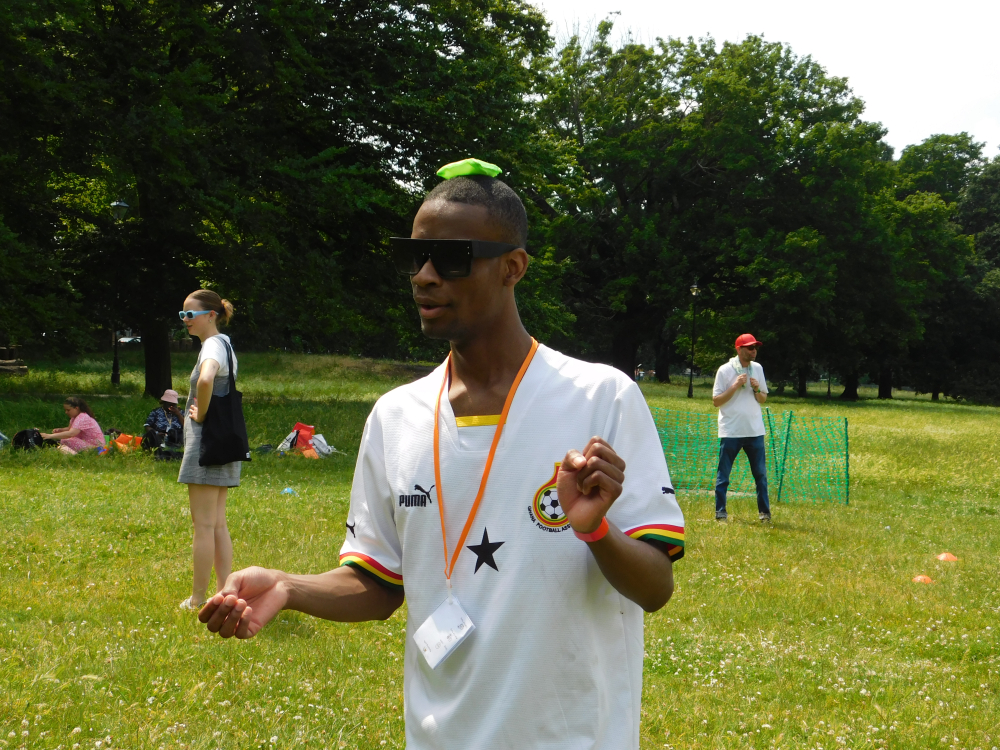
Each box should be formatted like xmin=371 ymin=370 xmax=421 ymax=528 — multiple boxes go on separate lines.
xmin=292 ymin=422 xmax=315 ymax=451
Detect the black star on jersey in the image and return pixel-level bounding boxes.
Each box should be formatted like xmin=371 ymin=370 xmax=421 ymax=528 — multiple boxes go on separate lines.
xmin=466 ymin=528 xmax=504 ymax=573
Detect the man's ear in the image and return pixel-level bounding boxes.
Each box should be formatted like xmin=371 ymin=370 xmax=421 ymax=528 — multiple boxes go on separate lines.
xmin=502 ymin=248 xmax=530 ymax=287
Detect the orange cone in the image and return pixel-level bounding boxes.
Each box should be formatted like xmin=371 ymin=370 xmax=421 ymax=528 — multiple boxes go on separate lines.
xmin=936 ymin=553 xmax=958 ymax=561
xmin=912 ymin=575 xmax=934 ymax=584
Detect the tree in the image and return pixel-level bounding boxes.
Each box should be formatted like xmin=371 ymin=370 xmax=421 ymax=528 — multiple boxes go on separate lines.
xmin=898 ymin=133 xmax=985 ymax=204
xmin=533 ymin=28 xmax=893 ymax=384
xmin=942 ymin=157 xmax=1000 ymax=403
xmin=0 ymin=0 xmax=85 ymax=351
xmin=887 ymin=135 xmax=988 ymax=400
xmin=530 ymin=22 xmax=688 ymax=375
xmin=4 ymin=0 xmax=553 ymax=393
xmin=882 ymin=191 xmax=973 ymax=399
xmin=958 ymin=156 xmax=1000 ymax=266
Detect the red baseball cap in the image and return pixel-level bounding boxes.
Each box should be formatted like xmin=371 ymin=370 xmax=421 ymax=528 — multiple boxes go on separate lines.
xmin=735 ymin=333 xmax=763 ymax=348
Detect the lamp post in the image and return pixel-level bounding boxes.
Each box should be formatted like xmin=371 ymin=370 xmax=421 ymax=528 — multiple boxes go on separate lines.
xmin=687 ymin=280 xmax=700 ymax=399
xmin=110 ymin=200 xmax=129 ymax=386
xmin=110 ymin=200 xmax=129 ymax=221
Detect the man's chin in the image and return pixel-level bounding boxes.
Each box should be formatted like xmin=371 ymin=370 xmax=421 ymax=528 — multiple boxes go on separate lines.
xmin=419 ymin=318 xmax=453 ymax=341
xmin=420 ymin=317 xmax=470 ymax=344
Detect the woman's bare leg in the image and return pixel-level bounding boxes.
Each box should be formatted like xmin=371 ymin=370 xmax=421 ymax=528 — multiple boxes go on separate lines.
xmin=57 ymin=444 xmax=77 ymax=455
xmin=188 ymin=484 xmax=223 ymax=603
xmin=213 ymin=488 xmax=232 ymax=593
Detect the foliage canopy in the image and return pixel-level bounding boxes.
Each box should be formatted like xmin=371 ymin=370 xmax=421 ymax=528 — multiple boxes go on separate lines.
xmin=1 ymin=7 xmax=995 ymax=401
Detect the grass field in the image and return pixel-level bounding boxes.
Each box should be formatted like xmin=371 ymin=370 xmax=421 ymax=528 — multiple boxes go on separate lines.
xmin=1 ymin=353 xmax=998 ymax=750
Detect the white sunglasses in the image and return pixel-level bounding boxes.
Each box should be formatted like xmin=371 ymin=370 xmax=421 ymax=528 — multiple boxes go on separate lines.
xmin=178 ymin=310 xmax=213 ymax=320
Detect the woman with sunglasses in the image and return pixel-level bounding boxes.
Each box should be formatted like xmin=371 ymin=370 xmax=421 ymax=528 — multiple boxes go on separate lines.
xmin=176 ymin=289 xmax=240 ymax=611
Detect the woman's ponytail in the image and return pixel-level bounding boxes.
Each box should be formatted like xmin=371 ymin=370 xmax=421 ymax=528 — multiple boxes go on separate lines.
xmin=188 ymin=289 xmax=234 ymax=326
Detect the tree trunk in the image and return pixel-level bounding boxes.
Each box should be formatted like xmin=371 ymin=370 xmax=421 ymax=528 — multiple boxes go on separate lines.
xmin=142 ymin=318 xmax=173 ymax=398
xmin=611 ymin=330 xmax=638 ymax=381
xmin=878 ymin=366 xmax=893 ymax=399
xmin=654 ymin=335 xmax=671 ymax=383
xmin=839 ymin=372 xmax=859 ymax=401
xmin=796 ymin=367 xmax=808 ymax=397
xmin=931 ymin=390 xmax=940 ymax=402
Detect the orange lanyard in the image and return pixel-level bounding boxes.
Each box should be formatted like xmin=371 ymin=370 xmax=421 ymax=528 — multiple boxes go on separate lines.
xmin=433 ymin=338 xmax=539 ymax=586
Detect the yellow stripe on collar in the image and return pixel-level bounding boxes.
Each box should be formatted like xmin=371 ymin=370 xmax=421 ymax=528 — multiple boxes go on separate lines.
xmin=455 ymin=414 xmax=501 ymax=428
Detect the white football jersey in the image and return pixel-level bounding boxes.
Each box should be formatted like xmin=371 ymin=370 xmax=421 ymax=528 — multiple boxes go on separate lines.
xmin=340 ymin=343 xmax=685 ymax=750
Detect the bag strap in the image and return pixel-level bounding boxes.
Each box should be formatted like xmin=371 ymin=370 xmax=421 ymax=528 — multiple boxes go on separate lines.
xmin=220 ymin=339 xmax=236 ymax=388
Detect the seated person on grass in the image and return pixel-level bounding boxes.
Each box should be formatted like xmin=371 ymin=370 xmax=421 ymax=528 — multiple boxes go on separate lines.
xmin=39 ymin=397 xmax=104 ymax=455
xmin=144 ymin=388 xmax=184 ymax=448
xmin=199 ymin=158 xmax=685 ymax=750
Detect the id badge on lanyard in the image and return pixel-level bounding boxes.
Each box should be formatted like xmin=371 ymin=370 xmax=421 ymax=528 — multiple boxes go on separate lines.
xmin=413 ymin=596 xmax=476 ymax=669
xmin=413 ymin=338 xmax=539 ymax=669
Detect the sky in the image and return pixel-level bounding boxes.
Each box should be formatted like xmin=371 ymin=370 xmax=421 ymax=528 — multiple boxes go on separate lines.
xmin=535 ymin=0 xmax=1000 ymax=158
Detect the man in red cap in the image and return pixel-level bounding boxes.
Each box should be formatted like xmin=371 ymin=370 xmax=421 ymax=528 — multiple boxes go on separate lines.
xmin=711 ymin=334 xmax=770 ymax=522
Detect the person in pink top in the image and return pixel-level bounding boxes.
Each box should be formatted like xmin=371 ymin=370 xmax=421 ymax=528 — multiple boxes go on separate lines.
xmin=39 ymin=397 xmax=104 ymax=455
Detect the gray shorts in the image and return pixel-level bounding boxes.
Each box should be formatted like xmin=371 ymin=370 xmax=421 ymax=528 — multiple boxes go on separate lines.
xmin=177 ymin=417 xmax=241 ymax=487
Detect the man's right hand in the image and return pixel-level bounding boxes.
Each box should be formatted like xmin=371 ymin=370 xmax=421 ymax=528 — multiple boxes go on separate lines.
xmin=733 ymin=374 xmax=748 ymax=389
xmin=199 ymin=566 xmax=289 ymax=639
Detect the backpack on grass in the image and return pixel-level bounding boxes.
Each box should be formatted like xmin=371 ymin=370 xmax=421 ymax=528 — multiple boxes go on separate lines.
xmin=12 ymin=429 xmax=44 ymax=450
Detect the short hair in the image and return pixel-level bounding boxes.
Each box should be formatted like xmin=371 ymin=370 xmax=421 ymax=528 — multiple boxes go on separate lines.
xmin=423 ymin=175 xmax=528 ymax=249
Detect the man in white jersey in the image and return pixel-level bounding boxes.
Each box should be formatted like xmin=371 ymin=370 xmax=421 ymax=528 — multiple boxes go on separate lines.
xmin=712 ymin=333 xmax=770 ymax=522
xmin=199 ymin=158 xmax=685 ymax=749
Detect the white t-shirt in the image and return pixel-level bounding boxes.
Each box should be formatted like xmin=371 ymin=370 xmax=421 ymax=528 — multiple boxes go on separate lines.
xmin=198 ymin=334 xmax=237 ymax=395
xmin=340 ymin=344 xmax=685 ymax=750
xmin=713 ymin=357 xmax=768 ymax=438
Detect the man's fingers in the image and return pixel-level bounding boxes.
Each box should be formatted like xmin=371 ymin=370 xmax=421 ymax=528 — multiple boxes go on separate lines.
xmin=576 ymin=457 xmax=624 ymax=489
xmin=197 ymin=594 xmax=224 ymax=623
xmin=204 ymin=594 xmax=241 ymax=633
xmin=562 ymin=449 xmax=587 ymax=470
xmin=218 ymin=573 xmax=243 ymax=597
xmin=236 ymin=607 xmax=255 ymax=639
xmin=582 ymin=436 xmax=611 ymax=455
xmin=579 ymin=469 xmax=622 ymax=499
xmin=582 ymin=441 xmax=626 ymax=472
xmin=217 ymin=600 xmax=248 ymax=639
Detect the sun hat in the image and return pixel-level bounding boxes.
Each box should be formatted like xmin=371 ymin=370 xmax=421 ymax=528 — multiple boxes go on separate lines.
xmin=161 ymin=389 xmax=180 ymax=404
xmin=735 ymin=333 xmax=763 ymax=348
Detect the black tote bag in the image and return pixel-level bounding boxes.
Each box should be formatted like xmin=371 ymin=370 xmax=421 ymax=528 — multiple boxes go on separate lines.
xmin=198 ymin=340 xmax=252 ymax=466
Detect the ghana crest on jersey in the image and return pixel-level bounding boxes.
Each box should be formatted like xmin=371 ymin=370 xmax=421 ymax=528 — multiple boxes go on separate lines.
xmin=528 ymin=462 xmax=572 ymax=532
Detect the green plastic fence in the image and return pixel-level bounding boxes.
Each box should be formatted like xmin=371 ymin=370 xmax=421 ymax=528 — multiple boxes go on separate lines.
xmin=650 ymin=407 xmax=849 ymax=504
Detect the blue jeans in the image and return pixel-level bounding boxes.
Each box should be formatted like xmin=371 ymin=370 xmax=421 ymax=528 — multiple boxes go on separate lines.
xmin=715 ymin=435 xmax=770 ymax=515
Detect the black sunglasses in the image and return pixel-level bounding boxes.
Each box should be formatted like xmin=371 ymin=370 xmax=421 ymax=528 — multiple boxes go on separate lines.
xmin=390 ymin=237 xmax=519 ymax=279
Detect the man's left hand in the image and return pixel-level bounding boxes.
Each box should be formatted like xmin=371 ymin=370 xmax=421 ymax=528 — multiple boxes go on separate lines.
xmin=749 ymin=377 xmax=760 ymax=390
xmin=557 ymin=437 xmax=626 ymax=534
